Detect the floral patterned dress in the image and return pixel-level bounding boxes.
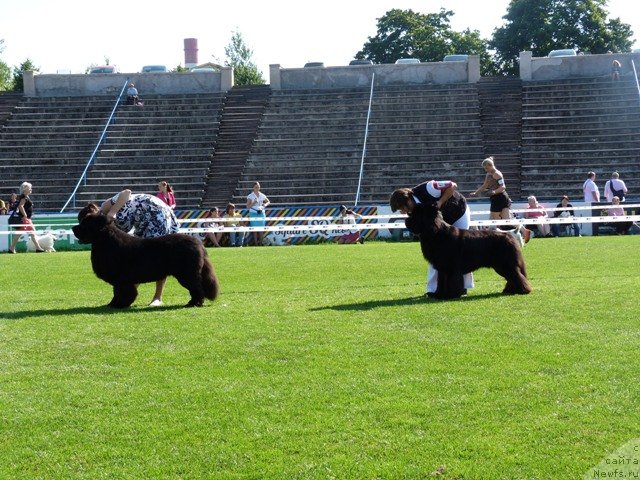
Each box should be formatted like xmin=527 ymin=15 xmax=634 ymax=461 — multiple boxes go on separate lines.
xmin=109 ymin=193 xmax=179 ymax=237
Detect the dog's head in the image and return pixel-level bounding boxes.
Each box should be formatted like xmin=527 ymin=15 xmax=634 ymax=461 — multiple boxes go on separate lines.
xmin=404 ymin=202 xmax=442 ymax=234
xmin=78 ymin=203 xmax=101 ymax=223
xmin=72 ymin=213 xmax=111 ymax=244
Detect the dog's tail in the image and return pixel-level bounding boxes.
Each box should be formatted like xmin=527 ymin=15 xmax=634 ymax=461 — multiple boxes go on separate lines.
xmin=201 ymin=256 xmax=220 ymax=300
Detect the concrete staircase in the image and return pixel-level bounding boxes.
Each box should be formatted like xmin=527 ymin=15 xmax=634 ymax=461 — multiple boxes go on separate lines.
xmin=71 ymin=93 xmax=225 ymax=210
xmin=0 ymin=96 xmax=118 ymax=211
xmin=0 ymin=92 xmax=22 ymax=127
xmin=521 ymin=77 xmax=640 ymax=201
xmin=201 ymin=85 xmax=271 ymax=209
xmin=478 ymin=77 xmax=523 ymax=199
xmin=232 ymin=84 xmax=484 ymax=206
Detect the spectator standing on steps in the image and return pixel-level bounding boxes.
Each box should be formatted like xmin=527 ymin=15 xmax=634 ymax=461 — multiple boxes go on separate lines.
xmin=604 ymin=172 xmax=628 ymax=202
xmin=611 ymin=60 xmax=621 ymax=81
xmin=582 ymin=171 xmax=600 ymax=203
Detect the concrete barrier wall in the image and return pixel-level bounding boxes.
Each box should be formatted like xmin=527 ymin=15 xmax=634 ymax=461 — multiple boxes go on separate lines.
xmin=273 ymin=60 xmax=474 ymax=90
xmin=26 ymin=70 xmax=231 ymax=97
xmin=521 ymin=52 xmax=640 ymax=81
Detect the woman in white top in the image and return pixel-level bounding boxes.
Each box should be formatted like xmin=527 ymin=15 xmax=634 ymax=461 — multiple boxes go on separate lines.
xmin=246 ymin=182 xmax=270 ymax=246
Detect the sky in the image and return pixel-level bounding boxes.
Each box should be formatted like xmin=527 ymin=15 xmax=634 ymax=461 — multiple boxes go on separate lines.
xmin=1 ymin=0 xmax=638 ymax=77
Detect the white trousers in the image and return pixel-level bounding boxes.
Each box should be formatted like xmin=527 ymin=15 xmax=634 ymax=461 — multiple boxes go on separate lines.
xmin=426 ymin=206 xmax=475 ymax=293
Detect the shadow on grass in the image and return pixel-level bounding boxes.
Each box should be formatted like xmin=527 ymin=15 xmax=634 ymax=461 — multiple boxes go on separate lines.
xmin=0 ymin=304 xmax=188 ymax=320
xmin=310 ymin=292 xmax=505 ymax=311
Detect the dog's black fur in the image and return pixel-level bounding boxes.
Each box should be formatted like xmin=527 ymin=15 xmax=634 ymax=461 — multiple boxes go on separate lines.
xmin=72 ymin=213 xmax=219 ymax=308
xmin=405 ymin=202 xmax=532 ymax=299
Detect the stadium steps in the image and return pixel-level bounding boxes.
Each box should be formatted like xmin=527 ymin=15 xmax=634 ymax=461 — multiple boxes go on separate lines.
xmin=0 ymin=92 xmax=24 ymax=127
xmin=0 ymin=96 xmax=118 ymax=210
xmin=520 ymin=76 xmax=640 ymax=200
xmin=230 ymin=83 xmax=485 ymax=207
xmin=201 ymin=85 xmax=271 ymax=209
xmin=477 ymin=77 xmax=524 ymax=199
xmin=69 ymin=93 xmax=226 ymax=211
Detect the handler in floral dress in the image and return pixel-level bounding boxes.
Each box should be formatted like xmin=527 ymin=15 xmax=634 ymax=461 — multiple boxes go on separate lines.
xmin=80 ymin=189 xmax=179 ymax=306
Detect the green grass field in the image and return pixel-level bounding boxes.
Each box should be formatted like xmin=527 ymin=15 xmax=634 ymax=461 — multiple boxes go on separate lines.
xmin=1 ymin=237 xmax=639 ymax=479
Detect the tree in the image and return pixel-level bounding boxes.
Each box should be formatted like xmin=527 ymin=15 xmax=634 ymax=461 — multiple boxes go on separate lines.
xmin=356 ymin=9 xmax=495 ymax=75
xmin=171 ymin=65 xmax=190 ymax=73
xmin=0 ymin=39 xmax=12 ymax=91
xmin=12 ymin=59 xmax=39 ymax=92
xmin=490 ymin=0 xmax=634 ymax=75
xmin=224 ymin=31 xmax=265 ymax=86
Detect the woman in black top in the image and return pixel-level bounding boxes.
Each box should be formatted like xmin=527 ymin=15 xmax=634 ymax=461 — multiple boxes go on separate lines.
xmin=551 ymin=195 xmax=581 ymax=237
xmin=8 ymin=182 xmax=44 ymax=253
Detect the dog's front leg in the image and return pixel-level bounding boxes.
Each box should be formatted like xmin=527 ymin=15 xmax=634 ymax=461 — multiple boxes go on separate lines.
xmin=109 ymin=283 xmax=138 ymax=308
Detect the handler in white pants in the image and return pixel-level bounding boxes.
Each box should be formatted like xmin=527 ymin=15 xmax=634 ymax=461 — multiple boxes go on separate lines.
xmin=390 ymin=180 xmax=474 ymax=296
xmin=426 ymin=204 xmax=474 ymax=294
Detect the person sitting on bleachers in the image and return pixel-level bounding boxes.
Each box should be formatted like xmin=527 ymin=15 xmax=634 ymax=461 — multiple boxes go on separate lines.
xmin=125 ymin=83 xmax=141 ymax=106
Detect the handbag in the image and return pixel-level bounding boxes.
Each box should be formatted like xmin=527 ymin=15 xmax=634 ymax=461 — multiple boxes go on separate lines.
xmin=610 ymin=181 xmax=625 ymax=201
xmin=7 ymin=207 xmax=23 ymax=225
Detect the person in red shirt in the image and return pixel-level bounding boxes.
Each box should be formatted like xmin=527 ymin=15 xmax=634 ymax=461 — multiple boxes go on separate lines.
xmin=156 ymin=180 xmax=176 ymax=210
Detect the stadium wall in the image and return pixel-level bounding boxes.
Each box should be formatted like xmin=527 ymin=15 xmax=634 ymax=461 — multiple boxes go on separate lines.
xmin=520 ymin=52 xmax=640 ymax=81
xmin=270 ymin=57 xmax=479 ymax=90
xmin=22 ymin=69 xmax=233 ymax=97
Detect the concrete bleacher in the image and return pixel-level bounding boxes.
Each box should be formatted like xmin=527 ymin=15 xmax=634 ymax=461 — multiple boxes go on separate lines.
xmin=478 ymin=77 xmax=523 ymax=199
xmin=0 ymin=93 xmax=225 ymax=212
xmin=3 ymin=71 xmax=639 ymax=214
xmin=201 ymin=85 xmax=271 ymax=209
xmin=72 ymin=93 xmax=225 ymax=210
xmin=232 ymin=83 xmax=485 ymax=206
xmin=0 ymin=92 xmax=22 ymax=127
xmin=0 ymin=96 xmax=120 ymax=211
xmin=521 ymin=77 xmax=640 ymax=201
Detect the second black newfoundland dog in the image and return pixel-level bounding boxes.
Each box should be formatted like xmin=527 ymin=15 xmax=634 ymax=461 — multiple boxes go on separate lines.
xmin=405 ymin=202 xmax=532 ymax=299
xmin=73 ymin=213 xmax=219 ymax=308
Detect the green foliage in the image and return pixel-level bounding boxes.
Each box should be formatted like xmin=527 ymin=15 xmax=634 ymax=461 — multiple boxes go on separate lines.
xmin=1 ymin=238 xmax=639 ymax=478
xmin=171 ymin=64 xmax=190 ymax=73
xmin=491 ymin=0 xmax=634 ymax=75
xmin=0 ymin=61 xmax=11 ymax=91
xmin=356 ymin=8 xmax=495 ymax=74
xmin=224 ymin=30 xmax=265 ymax=86
xmin=0 ymin=39 xmax=13 ymax=91
xmin=11 ymin=58 xmax=38 ymax=92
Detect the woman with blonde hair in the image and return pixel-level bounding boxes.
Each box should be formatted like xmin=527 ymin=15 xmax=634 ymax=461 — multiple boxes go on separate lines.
xmin=8 ymin=182 xmax=45 ymax=253
xmin=470 ymin=156 xmax=531 ymax=242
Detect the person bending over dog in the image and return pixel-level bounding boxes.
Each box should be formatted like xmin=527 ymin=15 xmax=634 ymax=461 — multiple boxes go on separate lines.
xmin=73 ymin=212 xmax=219 ymax=308
xmin=404 ymin=202 xmax=532 ymax=299
xmin=390 ymin=179 xmax=474 ymax=298
xmin=79 ymin=189 xmax=179 ymax=306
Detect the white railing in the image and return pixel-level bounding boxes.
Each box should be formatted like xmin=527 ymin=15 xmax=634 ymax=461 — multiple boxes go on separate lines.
xmin=354 ymin=73 xmax=375 ymax=207
xmin=632 ymin=60 xmax=640 ymax=105
xmin=60 ymin=79 xmax=129 ymax=212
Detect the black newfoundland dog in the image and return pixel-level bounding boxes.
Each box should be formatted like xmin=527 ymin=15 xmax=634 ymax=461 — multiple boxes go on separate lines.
xmin=72 ymin=212 xmax=219 ymax=308
xmin=405 ymin=202 xmax=532 ymax=299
